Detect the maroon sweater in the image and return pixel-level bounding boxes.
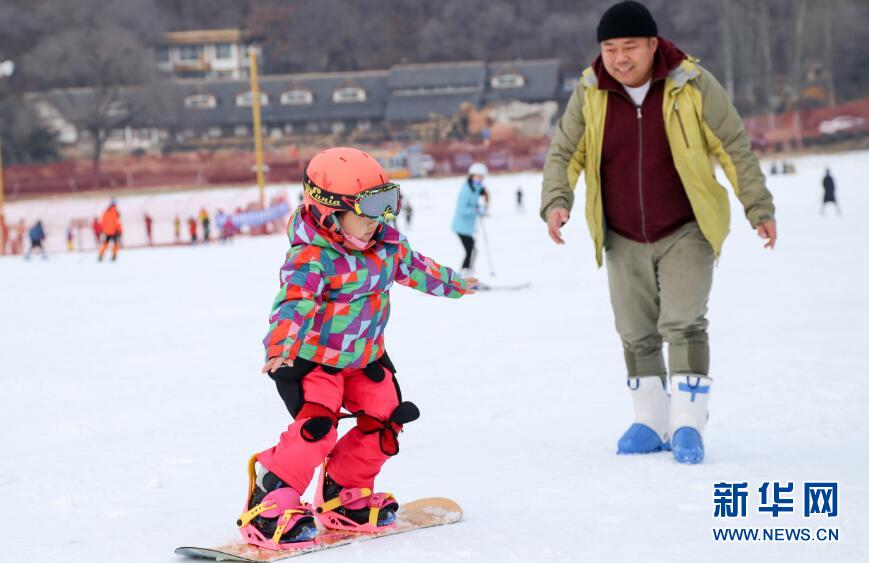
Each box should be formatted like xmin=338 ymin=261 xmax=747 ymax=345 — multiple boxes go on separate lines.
xmin=595 ymin=38 xmax=695 ymax=243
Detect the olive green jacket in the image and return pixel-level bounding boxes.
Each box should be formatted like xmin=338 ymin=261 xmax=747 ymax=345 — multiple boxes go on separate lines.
xmin=541 ymin=57 xmax=775 ymax=266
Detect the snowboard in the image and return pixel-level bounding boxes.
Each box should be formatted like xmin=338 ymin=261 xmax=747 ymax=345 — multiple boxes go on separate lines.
xmin=175 ymin=497 xmax=462 ymax=561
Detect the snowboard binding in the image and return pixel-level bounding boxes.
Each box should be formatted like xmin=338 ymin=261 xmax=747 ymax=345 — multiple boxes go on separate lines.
xmin=314 ymin=462 xmax=399 ymax=533
xmin=237 ymin=455 xmax=318 ymax=550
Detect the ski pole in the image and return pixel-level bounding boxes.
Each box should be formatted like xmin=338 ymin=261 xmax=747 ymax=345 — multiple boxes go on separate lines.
xmin=478 ymin=215 xmax=495 ymax=277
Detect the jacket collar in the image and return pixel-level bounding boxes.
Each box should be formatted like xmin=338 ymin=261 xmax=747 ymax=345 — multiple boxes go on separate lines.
xmin=290 ymin=207 xmax=404 ymax=256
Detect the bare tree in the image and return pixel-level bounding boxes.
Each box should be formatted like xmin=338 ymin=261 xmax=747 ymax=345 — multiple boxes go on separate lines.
xmin=718 ymin=0 xmax=735 ymax=99
xmin=22 ymin=25 xmax=161 ymax=171
xmin=791 ymin=0 xmax=807 ymax=96
xmin=824 ymin=0 xmax=835 ymax=106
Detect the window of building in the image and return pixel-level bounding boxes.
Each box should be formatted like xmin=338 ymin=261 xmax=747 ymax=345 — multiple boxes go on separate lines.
xmin=184 ymin=94 xmax=217 ymax=109
xmin=107 ymin=128 xmax=126 ymax=142
xmin=234 ymin=124 xmax=250 ymax=137
xmin=331 ymin=121 xmax=346 ymax=134
xmin=178 ymin=45 xmax=203 ymax=62
xmin=155 ymin=46 xmax=170 ymax=63
xmin=490 ymin=73 xmax=526 ymax=89
xmin=280 ymin=89 xmax=314 ymax=106
xmin=207 ymin=126 xmax=222 ymax=138
xmin=215 ymin=43 xmax=233 ymax=60
xmin=332 ymin=86 xmax=366 ymax=103
xmin=235 ymin=91 xmax=269 ymax=107
xmin=305 ymin=122 xmax=319 ymax=133
xmin=131 ymin=128 xmax=152 ymax=141
xmin=106 ymin=101 xmax=128 ymax=117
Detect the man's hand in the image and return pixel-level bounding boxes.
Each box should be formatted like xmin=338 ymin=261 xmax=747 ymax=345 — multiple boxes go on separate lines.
xmin=262 ymin=356 xmax=293 ymax=374
xmin=756 ymin=219 xmax=777 ymax=250
xmin=462 ymin=277 xmax=479 ymax=294
xmin=547 ymin=208 xmax=570 ymax=245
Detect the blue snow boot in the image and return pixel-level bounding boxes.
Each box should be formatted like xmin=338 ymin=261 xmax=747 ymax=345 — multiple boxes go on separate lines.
xmin=671 ymin=427 xmax=704 ymax=464
xmin=669 ymin=375 xmax=712 ymax=465
xmin=617 ymin=376 xmax=670 ymax=455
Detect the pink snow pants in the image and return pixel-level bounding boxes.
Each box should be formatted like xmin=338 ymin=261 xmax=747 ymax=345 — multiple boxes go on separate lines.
xmin=257 ymin=365 xmax=400 ymax=493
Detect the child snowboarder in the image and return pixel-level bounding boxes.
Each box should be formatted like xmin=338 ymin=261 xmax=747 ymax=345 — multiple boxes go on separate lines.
xmin=239 ymin=148 xmax=477 ymax=550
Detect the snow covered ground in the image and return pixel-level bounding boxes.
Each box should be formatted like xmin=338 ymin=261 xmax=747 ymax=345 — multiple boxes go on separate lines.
xmin=1 ymin=151 xmax=867 ymax=562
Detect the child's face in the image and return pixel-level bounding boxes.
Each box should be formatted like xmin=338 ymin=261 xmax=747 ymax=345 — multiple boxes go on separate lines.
xmin=338 ymin=212 xmax=379 ymax=242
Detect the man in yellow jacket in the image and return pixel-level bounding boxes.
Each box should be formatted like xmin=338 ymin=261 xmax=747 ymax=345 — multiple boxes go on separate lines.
xmin=540 ymin=1 xmax=776 ymax=464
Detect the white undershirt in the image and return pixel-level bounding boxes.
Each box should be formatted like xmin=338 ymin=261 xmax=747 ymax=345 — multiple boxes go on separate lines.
xmin=624 ymin=79 xmax=652 ymax=107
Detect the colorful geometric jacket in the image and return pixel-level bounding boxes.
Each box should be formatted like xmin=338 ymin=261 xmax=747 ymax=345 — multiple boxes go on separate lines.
xmin=264 ymin=207 xmax=470 ymax=368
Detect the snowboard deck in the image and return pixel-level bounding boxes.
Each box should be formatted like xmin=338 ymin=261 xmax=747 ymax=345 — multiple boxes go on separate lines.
xmin=175 ymin=497 xmax=462 ymax=561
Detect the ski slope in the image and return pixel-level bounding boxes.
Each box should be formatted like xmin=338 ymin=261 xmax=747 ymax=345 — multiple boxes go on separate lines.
xmin=1 ymin=151 xmax=867 ymax=562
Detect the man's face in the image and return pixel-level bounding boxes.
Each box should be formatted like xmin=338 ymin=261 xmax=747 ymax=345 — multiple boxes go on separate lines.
xmin=600 ymin=37 xmax=658 ymax=88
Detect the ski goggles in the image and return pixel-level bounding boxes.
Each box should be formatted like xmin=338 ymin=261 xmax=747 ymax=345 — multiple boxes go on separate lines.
xmin=304 ymin=178 xmax=401 ymax=220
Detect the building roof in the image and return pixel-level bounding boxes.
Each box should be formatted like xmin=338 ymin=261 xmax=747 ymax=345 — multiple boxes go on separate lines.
xmin=162 ymin=29 xmax=246 ymax=45
xmin=30 ymin=59 xmax=566 ymax=129
xmin=483 ymin=59 xmax=561 ymax=103
xmin=389 ymin=61 xmax=486 ymax=90
xmin=174 ymin=70 xmax=391 ymax=126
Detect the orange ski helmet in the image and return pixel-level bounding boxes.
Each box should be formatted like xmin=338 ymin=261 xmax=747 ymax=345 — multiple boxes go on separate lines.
xmin=302 ymin=147 xmax=400 ymax=231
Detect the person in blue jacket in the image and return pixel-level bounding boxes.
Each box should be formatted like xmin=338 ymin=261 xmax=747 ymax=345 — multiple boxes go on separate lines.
xmin=451 ymin=162 xmax=490 ymax=275
xmin=25 ymin=220 xmax=47 ymax=260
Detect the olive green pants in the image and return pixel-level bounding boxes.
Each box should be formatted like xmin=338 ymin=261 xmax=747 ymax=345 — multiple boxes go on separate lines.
xmin=604 ymin=221 xmax=715 ymax=380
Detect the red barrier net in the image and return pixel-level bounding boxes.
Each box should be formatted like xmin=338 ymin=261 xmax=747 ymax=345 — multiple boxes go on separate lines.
xmin=1 ymin=138 xmax=553 ymax=200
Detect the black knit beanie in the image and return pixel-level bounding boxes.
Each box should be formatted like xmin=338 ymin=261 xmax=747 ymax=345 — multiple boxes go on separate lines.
xmin=596 ymin=1 xmax=658 ymax=42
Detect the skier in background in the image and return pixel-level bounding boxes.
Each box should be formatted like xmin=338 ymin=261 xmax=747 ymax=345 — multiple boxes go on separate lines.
xmin=12 ymin=219 xmax=25 ymax=255
xmin=98 ymin=199 xmax=122 ymax=262
xmin=144 ymin=213 xmax=154 ymax=245
xmin=66 ymin=222 xmax=75 ymax=251
xmin=91 ymin=217 xmax=101 ymax=247
xmin=187 ymin=217 xmax=198 ymax=244
xmin=221 ymin=215 xmax=238 ymax=242
xmin=821 ymin=168 xmax=840 ymax=215
xmin=0 ymin=213 xmax=8 ymax=255
xmin=451 ymin=162 xmax=490 ymax=276
xmin=199 ymin=208 xmax=211 ymax=241
xmin=173 ymin=216 xmax=181 ymax=244
xmin=25 ymin=220 xmax=47 ymax=260
xmin=240 ymin=148 xmax=477 ymax=550
xmin=403 ymin=197 xmax=414 ymax=229
xmin=516 ymin=187 xmax=524 ymax=211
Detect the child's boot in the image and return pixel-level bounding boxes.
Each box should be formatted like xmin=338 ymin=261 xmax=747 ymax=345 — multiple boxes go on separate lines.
xmin=237 ymin=455 xmax=317 ymax=549
xmin=314 ymin=462 xmax=398 ymax=533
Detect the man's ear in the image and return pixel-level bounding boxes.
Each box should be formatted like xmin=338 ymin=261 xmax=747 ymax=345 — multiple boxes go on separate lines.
xmin=649 ymin=37 xmax=659 ymax=52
